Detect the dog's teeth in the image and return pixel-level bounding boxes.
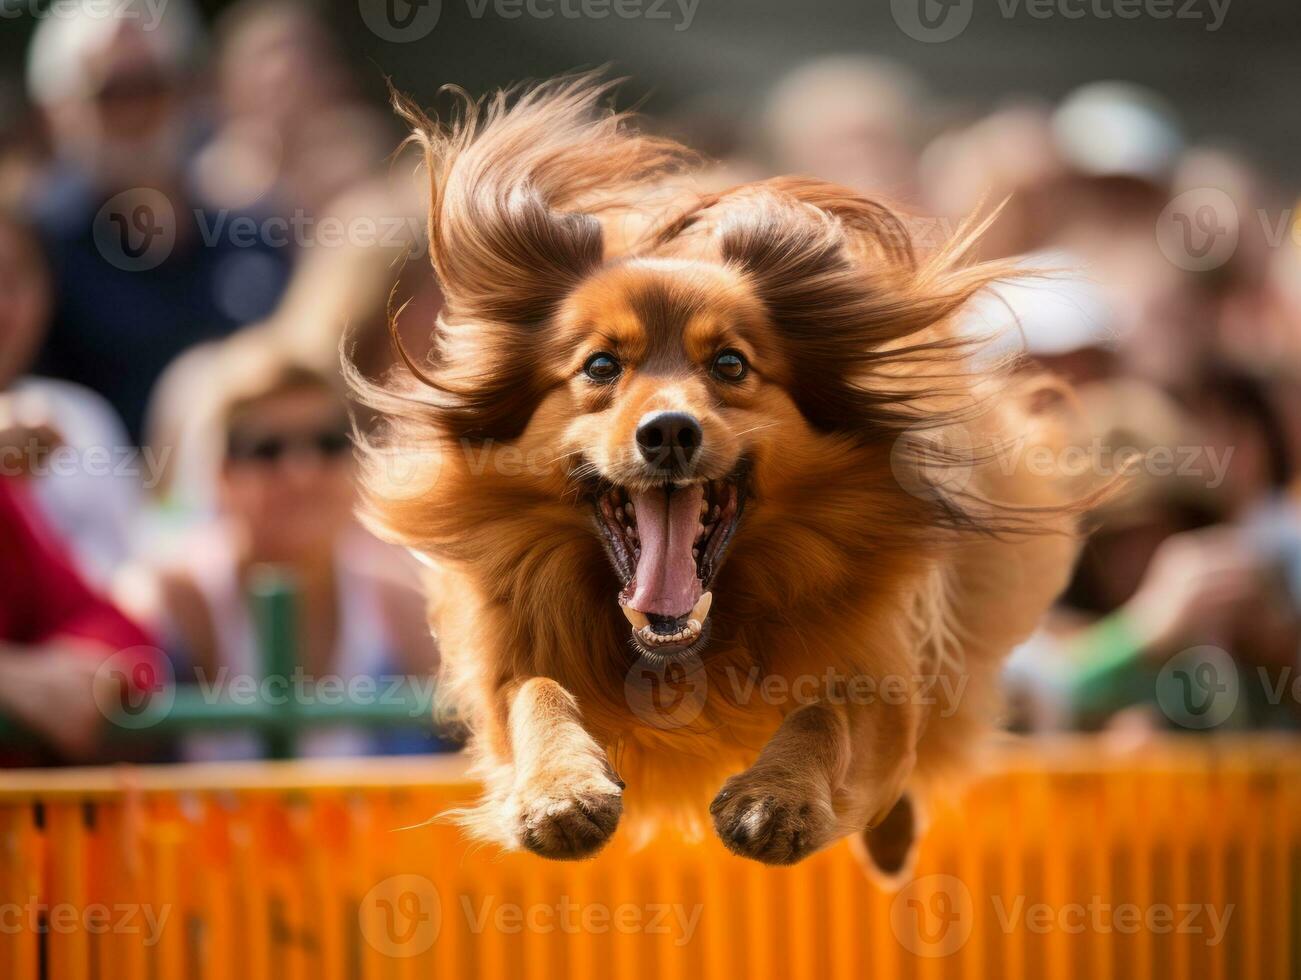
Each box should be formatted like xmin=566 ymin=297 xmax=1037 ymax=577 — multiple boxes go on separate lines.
xmin=625 ymin=503 xmax=635 ymax=518
xmin=621 ymin=604 xmax=650 ymax=630
xmin=712 ymin=505 xmax=721 ymax=519
xmin=687 ymin=619 xmax=701 ymax=633
xmin=692 ymin=547 xmax=699 ymax=559
xmin=690 ymin=592 xmax=713 ymax=622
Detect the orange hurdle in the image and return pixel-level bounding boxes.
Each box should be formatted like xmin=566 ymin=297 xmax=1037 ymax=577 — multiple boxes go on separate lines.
xmin=1 ymin=736 xmax=1297 ymax=980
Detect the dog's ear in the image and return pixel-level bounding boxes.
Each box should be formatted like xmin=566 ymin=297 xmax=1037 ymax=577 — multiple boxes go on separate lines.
xmin=429 ymin=173 xmax=604 ymax=329
xmin=378 ymin=77 xmax=690 ymax=442
xmin=717 ymin=183 xmax=1014 ymax=438
xmin=400 ymin=75 xmax=686 ymax=330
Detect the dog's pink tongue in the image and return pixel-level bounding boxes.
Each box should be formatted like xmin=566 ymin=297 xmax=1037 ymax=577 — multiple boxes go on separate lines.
xmin=626 ymin=484 xmax=704 ymax=618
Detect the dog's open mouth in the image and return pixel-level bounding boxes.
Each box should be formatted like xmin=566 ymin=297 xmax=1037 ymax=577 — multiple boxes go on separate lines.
xmin=595 ymin=469 xmax=746 ymax=656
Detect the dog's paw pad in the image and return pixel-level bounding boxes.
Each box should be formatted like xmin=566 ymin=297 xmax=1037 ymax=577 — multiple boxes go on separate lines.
xmin=517 ymin=785 xmax=622 ymax=860
xmin=710 ymin=786 xmax=830 ymax=865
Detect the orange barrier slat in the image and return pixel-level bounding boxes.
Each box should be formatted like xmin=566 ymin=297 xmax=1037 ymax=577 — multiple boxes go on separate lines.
xmin=0 ymin=804 xmax=39 ymax=980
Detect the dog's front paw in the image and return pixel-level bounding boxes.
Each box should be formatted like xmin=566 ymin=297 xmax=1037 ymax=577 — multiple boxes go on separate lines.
xmin=514 ymin=772 xmax=623 ymax=860
xmin=710 ymin=772 xmax=835 ymax=865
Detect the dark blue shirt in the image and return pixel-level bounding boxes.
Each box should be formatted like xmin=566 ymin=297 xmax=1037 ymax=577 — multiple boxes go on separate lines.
xmin=30 ymin=167 xmax=291 ymax=443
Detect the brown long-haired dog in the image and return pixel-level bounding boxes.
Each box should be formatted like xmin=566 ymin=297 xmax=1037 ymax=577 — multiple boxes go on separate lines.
xmin=350 ymin=76 xmax=1088 ymax=869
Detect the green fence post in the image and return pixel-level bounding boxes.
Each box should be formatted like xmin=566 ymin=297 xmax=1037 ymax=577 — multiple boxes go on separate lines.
xmin=249 ymin=566 xmax=298 ymax=760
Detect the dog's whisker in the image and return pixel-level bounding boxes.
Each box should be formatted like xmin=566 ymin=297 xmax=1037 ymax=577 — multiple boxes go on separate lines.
xmin=728 ymin=422 xmax=780 ymax=439
xmin=543 ymin=448 xmax=589 ymax=466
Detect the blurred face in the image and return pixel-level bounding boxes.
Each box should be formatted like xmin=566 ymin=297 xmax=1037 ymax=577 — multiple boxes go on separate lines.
xmin=781 ymin=102 xmax=915 ymax=198
xmin=219 ymin=385 xmax=355 ymax=561
xmin=220 ymin=10 xmax=346 ymax=129
xmin=0 ymin=222 xmax=52 ymax=390
xmin=50 ymin=33 xmax=183 ymax=189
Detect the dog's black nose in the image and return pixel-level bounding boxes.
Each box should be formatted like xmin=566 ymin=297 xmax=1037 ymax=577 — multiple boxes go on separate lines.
xmin=636 ymin=411 xmax=702 ymax=471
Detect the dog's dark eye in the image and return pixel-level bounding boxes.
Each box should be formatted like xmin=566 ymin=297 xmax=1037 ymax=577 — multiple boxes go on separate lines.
xmin=711 ymin=349 xmax=748 ymax=382
xmin=583 ymin=352 xmax=622 ymax=383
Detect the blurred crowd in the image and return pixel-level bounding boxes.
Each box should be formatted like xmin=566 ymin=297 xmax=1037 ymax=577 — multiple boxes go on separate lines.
xmin=2 ymin=0 xmax=1299 ymax=765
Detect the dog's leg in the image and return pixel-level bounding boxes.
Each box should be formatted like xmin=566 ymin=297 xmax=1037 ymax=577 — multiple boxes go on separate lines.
xmin=850 ymin=791 xmax=924 ymax=888
xmin=481 ymin=676 xmax=623 ymax=860
xmin=710 ymin=691 xmax=919 ymax=865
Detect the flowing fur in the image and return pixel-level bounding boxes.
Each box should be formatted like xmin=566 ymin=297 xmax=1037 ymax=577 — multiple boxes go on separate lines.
xmin=349 ymin=74 xmax=1092 ymax=867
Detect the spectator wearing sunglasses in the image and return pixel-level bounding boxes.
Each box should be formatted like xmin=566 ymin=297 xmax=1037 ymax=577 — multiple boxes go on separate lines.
xmin=124 ymin=334 xmax=439 ymax=759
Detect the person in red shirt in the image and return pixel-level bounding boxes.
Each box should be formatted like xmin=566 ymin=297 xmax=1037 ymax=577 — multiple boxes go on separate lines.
xmin=0 ymin=476 xmax=159 ymax=764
